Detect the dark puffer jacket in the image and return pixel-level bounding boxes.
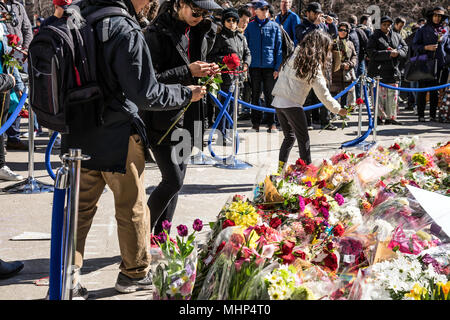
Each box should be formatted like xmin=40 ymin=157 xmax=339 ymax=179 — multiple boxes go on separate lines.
xmin=61 ymin=0 xmax=192 ymax=173
xmin=142 ymin=5 xmax=216 ymax=146
xmin=367 ymin=29 xmax=408 ymax=83
xmin=207 ymin=26 xmax=251 ymax=88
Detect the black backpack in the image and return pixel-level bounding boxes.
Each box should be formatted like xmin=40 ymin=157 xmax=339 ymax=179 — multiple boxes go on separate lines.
xmin=28 ymin=4 xmax=132 ymax=134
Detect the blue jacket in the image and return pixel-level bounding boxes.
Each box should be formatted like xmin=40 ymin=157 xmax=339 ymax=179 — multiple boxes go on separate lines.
xmin=412 ymin=23 xmax=450 ymax=70
xmin=294 ymin=18 xmax=337 ymax=44
xmin=275 ymin=10 xmax=301 ymax=46
xmin=245 ymin=18 xmax=283 ymax=71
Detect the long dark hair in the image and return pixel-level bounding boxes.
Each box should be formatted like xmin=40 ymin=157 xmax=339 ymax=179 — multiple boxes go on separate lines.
xmin=293 ymin=30 xmax=332 ymax=84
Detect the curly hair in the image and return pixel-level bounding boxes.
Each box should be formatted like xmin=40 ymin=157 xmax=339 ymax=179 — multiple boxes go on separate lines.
xmin=293 ymin=30 xmax=333 ymax=84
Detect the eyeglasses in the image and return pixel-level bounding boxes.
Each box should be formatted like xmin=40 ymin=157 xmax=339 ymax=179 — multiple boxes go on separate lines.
xmin=258 ymin=7 xmax=269 ymax=11
xmin=188 ymin=4 xmax=209 ymax=18
xmin=225 ymin=18 xmax=237 ymax=23
xmin=338 ymin=29 xmax=348 ymax=32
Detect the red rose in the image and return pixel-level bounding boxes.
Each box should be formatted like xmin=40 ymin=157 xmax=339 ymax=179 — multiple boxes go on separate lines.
xmin=357 ymin=152 xmax=365 ymax=158
xmin=6 ymin=34 xmax=20 ymax=47
xmin=296 ymin=158 xmax=306 ymax=167
xmin=293 ymin=250 xmax=306 ymax=260
xmin=222 ymin=219 xmax=236 ymax=229
xmin=223 ymin=53 xmax=240 ymax=70
xmin=254 ymin=225 xmax=268 ymax=236
xmin=269 ymin=217 xmax=282 ymax=229
xmin=389 ymin=143 xmax=401 ymax=151
xmin=216 ymin=240 xmax=226 ymax=254
xmin=279 ymin=253 xmax=296 ymax=265
xmin=356 ymin=98 xmax=364 ymax=105
xmin=333 ymin=224 xmax=345 ymax=237
xmin=281 ymin=240 xmax=295 ymax=255
xmin=323 ymin=252 xmax=338 ymax=271
xmin=317 ymin=180 xmax=327 ymax=189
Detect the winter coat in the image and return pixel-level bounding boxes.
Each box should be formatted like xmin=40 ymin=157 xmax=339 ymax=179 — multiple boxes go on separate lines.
xmin=367 ymin=29 xmax=408 ymax=83
xmin=244 ymin=17 xmax=283 ymax=71
xmin=207 ymin=26 xmax=251 ymax=87
xmin=272 ymin=46 xmax=341 ymax=114
xmin=275 ymin=10 xmax=301 ymax=46
xmin=142 ymin=7 xmax=215 ymax=146
xmin=61 ymin=0 xmax=192 ymax=173
xmin=0 ymin=0 xmax=33 ymax=48
xmin=412 ymin=23 xmax=450 ymax=71
xmin=294 ymin=18 xmax=337 ymax=44
xmin=331 ymin=38 xmax=357 ymax=93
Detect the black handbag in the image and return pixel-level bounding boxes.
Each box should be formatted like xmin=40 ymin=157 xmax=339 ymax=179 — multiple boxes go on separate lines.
xmin=404 ymin=51 xmax=438 ymax=82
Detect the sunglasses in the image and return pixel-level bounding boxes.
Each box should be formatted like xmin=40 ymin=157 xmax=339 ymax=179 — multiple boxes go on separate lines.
xmin=258 ymin=7 xmax=269 ymax=11
xmin=188 ymin=4 xmax=209 ymax=18
xmin=225 ymin=18 xmax=237 ymax=23
xmin=338 ymin=29 xmax=348 ymax=32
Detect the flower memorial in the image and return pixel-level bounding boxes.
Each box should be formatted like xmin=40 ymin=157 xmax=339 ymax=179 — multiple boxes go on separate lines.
xmin=166 ymin=136 xmax=449 ymax=300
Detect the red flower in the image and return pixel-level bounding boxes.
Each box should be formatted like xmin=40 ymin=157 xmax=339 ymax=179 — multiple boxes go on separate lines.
xmin=6 ymin=34 xmax=20 ymax=47
xmin=357 ymin=152 xmax=365 ymax=158
xmin=317 ymin=180 xmax=327 ymax=189
xmin=254 ymin=224 xmax=268 ymax=236
xmin=269 ymin=217 xmax=282 ymax=229
xmin=281 ymin=240 xmax=295 ymax=255
xmin=323 ymin=252 xmax=338 ymax=271
xmin=223 ymin=53 xmax=240 ymax=70
xmin=216 ymin=241 xmax=226 ymax=254
xmin=279 ymin=253 xmax=296 ymax=265
xmin=222 ymin=219 xmax=236 ymax=229
xmin=296 ymin=158 xmax=307 ymax=167
xmin=389 ymin=143 xmax=401 ymax=151
xmin=333 ymin=223 xmax=345 ymax=237
xmin=356 ymin=98 xmax=364 ymax=105
xmin=293 ymin=250 xmax=306 ymax=260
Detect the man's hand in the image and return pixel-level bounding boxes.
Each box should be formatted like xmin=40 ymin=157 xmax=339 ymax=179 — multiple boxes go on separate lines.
xmin=390 ymin=49 xmax=399 ymax=58
xmin=424 ymin=44 xmax=438 ymax=51
xmin=188 ymin=85 xmax=207 ymax=102
xmin=325 ymin=15 xmax=334 ymax=24
xmin=273 ymin=71 xmax=279 ymax=79
xmin=338 ymin=108 xmax=348 ymax=117
xmin=189 ymin=61 xmax=218 ymax=77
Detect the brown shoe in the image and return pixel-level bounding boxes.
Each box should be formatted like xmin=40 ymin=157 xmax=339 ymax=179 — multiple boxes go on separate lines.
xmin=6 ymin=140 xmax=28 ymax=151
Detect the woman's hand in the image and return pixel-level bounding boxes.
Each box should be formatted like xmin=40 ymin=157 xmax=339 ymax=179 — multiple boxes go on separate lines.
xmin=338 ymin=108 xmax=348 ymax=117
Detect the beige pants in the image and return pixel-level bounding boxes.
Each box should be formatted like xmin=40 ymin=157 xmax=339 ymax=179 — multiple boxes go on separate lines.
xmin=74 ymin=134 xmax=151 ymax=279
xmin=378 ymin=83 xmax=399 ymax=120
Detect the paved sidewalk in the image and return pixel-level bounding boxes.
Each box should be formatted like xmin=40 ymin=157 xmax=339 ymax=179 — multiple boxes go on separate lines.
xmin=0 ymin=107 xmax=449 ymax=300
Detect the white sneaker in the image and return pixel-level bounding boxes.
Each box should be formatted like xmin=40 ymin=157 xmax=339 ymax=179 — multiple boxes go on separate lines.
xmin=0 ymin=166 xmax=24 ymax=181
xmin=21 ymin=131 xmax=37 ymax=139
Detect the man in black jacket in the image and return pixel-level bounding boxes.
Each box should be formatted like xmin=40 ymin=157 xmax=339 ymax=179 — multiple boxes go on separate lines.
xmin=61 ymin=0 xmax=206 ymax=298
xmin=367 ymin=16 xmax=408 ymax=125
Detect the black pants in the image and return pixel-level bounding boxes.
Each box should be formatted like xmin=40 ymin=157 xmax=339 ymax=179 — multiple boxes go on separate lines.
xmin=276 ymin=107 xmax=311 ymax=164
xmin=148 ymin=144 xmax=188 ymax=235
xmin=249 ymin=68 xmax=276 ymax=127
xmin=0 ymin=134 xmax=5 ymax=168
xmin=305 ymin=90 xmax=329 ymax=126
xmin=417 ymin=79 xmax=440 ymax=119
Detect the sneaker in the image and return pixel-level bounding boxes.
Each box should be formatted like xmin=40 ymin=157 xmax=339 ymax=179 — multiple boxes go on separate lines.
xmin=0 ymin=166 xmax=23 ymax=181
xmin=72 ymin=282 xmax=89 ymax=300
xmin=115 ymin=271 xmax=153 ymax=293
xmin=21 ymin=131 xmax=36 ymax=139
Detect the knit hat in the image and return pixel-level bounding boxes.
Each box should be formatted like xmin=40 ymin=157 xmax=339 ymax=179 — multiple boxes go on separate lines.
xmin=222 ymin=8 xmax=239 ymax=23
xmin=53 ymin=0 xmax=72 ymax=7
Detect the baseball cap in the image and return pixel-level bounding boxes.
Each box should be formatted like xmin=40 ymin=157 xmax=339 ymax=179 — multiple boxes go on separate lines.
xmin=191 ymin=0 xmax=222 ymax=10
xmin=306 ymin=2 xmax=323 ymax=13
xmin=380 ymin=16 xmax=393 ymax=24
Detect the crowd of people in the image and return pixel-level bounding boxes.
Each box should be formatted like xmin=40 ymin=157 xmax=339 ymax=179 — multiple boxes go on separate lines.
xmin=0 ymin=0 xmax=449 ymax=300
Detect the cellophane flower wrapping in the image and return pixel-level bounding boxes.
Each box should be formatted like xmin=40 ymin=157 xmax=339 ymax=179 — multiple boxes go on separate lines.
xmin=153 ymin=242 xmax=198 ymax=300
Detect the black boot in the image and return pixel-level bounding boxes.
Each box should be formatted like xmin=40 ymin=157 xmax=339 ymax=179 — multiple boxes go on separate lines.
xmin=0 ymin=259 xmax=24 ymax=279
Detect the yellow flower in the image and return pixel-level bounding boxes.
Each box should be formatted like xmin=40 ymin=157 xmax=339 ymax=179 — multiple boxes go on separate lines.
xmin=405 ymin=283 xmax=427 ymax=300
xmin=302 ymin=176 xmax=317 ymax=186
xmin=304 ymin=208 xmax=313 ymax=218
xmin=437 ymin=282 xmax=450 ymax=299
xmin=315 ymin=188 xmax=324 ymax=198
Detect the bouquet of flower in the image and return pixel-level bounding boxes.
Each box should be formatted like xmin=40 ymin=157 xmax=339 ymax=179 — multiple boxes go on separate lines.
xmin=152 ymin=219 xmax=203 ymax=300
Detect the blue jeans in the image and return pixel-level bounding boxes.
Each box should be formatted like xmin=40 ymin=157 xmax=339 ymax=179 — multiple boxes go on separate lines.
xmin=355 ymin=60 xmax=365 ymax=99
xmin=6 ymin=114 xmax=21 ymax=143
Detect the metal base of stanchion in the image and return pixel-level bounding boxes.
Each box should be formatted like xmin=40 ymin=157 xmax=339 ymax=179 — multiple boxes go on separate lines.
xmin=188 ymin=151 xmax=216 ymax=165
xmin=214 ymin=156 xmax=253 ymax=170
xmin=2 ymin=177 xmax=54 ymax=194
xmin=354 ymin=140 xmax=376 ymax=151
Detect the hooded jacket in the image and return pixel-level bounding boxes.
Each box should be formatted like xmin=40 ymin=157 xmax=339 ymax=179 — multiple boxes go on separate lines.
xmin=207 ymin=26 xmax=251 ymax=87
xmin=0 ymin=0 xmax=32 ymax=48
xmin=62 ymin=0 xmax=192 ymax=173
xmin=142 ymin=2 xmax=216 ymax=146
xmin=367 ymin=29 xmax=408 ymax=83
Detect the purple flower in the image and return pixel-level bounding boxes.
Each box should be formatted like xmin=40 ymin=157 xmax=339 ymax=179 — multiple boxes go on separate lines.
xmin=334 ymin=193 xmax=345 ymax=206
xmin=162 ymin=220 xmax=172 ymax=231
xmin=298 ymin=196 xmax=305 ymax=212
xmin=177 ymin=224 xmax=189 ymax=237
xmin=157 ymin=231 xmax=167 ymax=244
xmin=305 ymin=181 xmax=312 ymax=188
xmin=319 ymin=207 xmax=329 ymax=220
xmin=193 ymin=219 xmax=203 ymax=232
